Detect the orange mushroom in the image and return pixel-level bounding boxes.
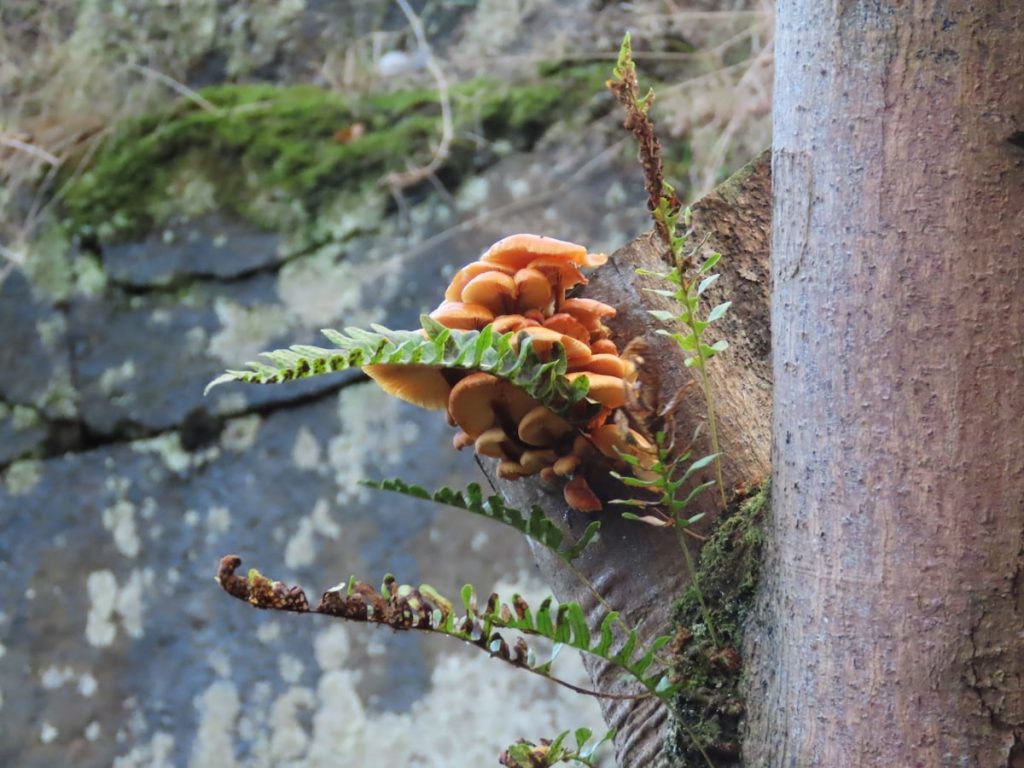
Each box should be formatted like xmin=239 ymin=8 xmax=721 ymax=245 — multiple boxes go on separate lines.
xmin=514 ymin=327 xmax=592 ymax=363
xmin=447 ymin=372 xmax=537 ymax=439
xmin=517 ymin=405 xmax=573 ymax=447
xmin=445 ymin=261 xmax=515 ymax=302
xmin=363 ymin=364 xmax=451 ymax=410
xmin=564 ymin=475 xmax=602 ymax=512
xmin=543 ymin=313 xmax=590 ymax=343
xmin=461 ymin=271 xmax=517 ymax=315
xmin=514 ymin=268 xmax=554 ymax=313
xmin=429 ymin=301 xmax=494 ymax=330
xmin=566 ymin=371 xmax=626 ymax=409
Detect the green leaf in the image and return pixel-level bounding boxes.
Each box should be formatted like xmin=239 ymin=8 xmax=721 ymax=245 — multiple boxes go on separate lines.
xmin=698 ymin=251 xmax=722 ymax=274
xmin=647 ymin=309 xmax=677 ymax=323
xmin=710 ymin=339 xmax=729 ymax=353
xmin=678 ymin=480 xmax=717 ymax=510
xmin=363 ymin=479 xmax=598 ymax=564
xmin=697 ymin=274 xmax=720 ymax=295
xmin=706 ymin=301 xmax=731 ymax=323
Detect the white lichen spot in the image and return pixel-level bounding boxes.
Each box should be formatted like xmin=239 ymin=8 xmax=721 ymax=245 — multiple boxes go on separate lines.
xmin=102 ymin=499 xmax=140 ymax=558
xmin=78 ymin=672 xmax=98 ymax=697
xmin=41 ymin=665 xmax=75 ymax=689
xmin=283 ymin=518 xmax=317 ymax=570
xmin=470 ymin=530 xmax=490 ymax=552
xmin=11 ymin=404 xmax=40 ymax=431
xmin=277 ymin=247 xmax=386 ymax=329
xmin=189 ymin=680 xmax=240 ymax=768
xmin=132 ymin=433 xmax=193 ymax=475
xmin=116 ymin=568 xmax=153 ymax=639
xmin=213 ymin=391 xmax=247 ymax=417
xmin=206 ymin=506 xmax=232 ymax=536
xmin=291 ymin=426 xmax=322 ymax=470
xmin=220 ymin=414 xmax=261 ymax=452
xmin=313 ymin=624 xmax=351 ymax=671
xmin=328 ymin=384 xmax=419 ymax=505
xmin=113 ymin=730 xmax=175 ymax=768
xmin=140 ymin=497 xmax=157 ymax=521
xmin=268 ymin=686 xmax=316 ymax=761
xmin=278 ymin=653 xmax=304 ymax=684
xmin=311 ymin=498 xmax=340 ymax=538
xmin=40 ymin=722 xmax=58 ymax=744
xmin=4 ymin=459 xmax=42 ymax=495
xmin=85 ymin=721 xmax=101 ymax=742
xmin=284 ymin=499 xmax=340 ymax=570
xmin=184 ymin=509 xmax=201 ymax=527
xmin=85 ymin=568 xmax=151 ymax=646
xmin=208 ymin=649 xmax=232 ymax=679
xmin=208 ymin=297 xmax=289 ymax=365
xmin=85 ymin=570 xmax=118 ymax=647
xmin=256 ymin=620 xmax=281 ymax=644
xmin=99 ymin=360 xmax=137 ymax=397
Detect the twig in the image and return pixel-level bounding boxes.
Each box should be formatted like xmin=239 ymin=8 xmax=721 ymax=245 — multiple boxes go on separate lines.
xmin=383 ymin=0 xmax=453 ymax=192
xmin=124 ymin=62 xmax=220 ymax=114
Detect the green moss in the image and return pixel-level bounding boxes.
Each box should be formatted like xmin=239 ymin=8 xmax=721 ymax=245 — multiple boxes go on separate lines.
xmin=669 ymin=481 xmax=769 ymax=766
xmin=60 ymin=64 xmax=609 ymax=242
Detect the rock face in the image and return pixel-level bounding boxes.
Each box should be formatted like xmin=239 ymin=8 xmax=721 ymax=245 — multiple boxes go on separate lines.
xmin=0 ymin=19 xmax=666 ymax=765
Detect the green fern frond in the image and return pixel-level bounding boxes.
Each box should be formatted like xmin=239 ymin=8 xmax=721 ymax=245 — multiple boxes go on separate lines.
xmin=205 ymin=315 xmax=595 ymax=418
xmin=217 ymin=556 xmax=679 ymax=701
xmin=364 ymin=479 xmax=600 ymax=564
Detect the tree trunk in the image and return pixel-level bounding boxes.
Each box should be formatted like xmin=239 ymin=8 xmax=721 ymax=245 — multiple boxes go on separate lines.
xmin=493 ymin=152 xmax=773 ymax=767
xmin=744 ymin=3 xmax=1024 ymax=766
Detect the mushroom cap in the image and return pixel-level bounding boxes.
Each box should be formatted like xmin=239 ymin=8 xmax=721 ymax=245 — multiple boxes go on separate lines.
xmin=448 ymin=372 xmax=538 ymax=438
xmin=560 ymin=298 xmax=617 ymax=329
xmin=566 ymin=371 xmax=626 ymax=409
xmin=564 ymin=475 xmax=602 ymax=512
xmin=527 ymin=255 xmax=588 ymax=294
xmin=520 ymin=448 xmax=558 ymax=474
xmin=569 ymin=353 xmax=632 ymax=378
xmin=481 ymin=234 xmax=589 ymax=271
xmin=589 ymin=424 xmax=658 ymax=480
xmin=516 ymin=327 xmax=592 ymax=362
xmin=590 ymin=339 xmax=619 ymax=355
xmin=517 ymin=405 xmax=574 ymax=447
xmin=552 ymin=454 xmax=580 ymax=476
xmin=363 ymin=364 xmax=451 ymax=410
xmin=491 ymin=314 xmax=539 ymax=334
xmin=514 ymin=268 xmax=554 ymax=313
xmin=543 ymin=313 xmax=591 ymax=343
xmin=497 ymin=460 xmax=531 ymax=479
xmin=460 ymin=271 xmax=517 ymax=314
xmin=445 ymin=261 xmax=515 ymax=302
xmin=474 ymin=426 xmax=515 ymax=459
xmin=429 ymin=301 xmax=494 ymax=330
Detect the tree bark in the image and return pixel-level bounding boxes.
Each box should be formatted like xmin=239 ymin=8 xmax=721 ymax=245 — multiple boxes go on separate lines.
xmin=492 ymin=152 xmax=773 ymax=767
xmin=745 ymin=3 xmax=1024 ymax=766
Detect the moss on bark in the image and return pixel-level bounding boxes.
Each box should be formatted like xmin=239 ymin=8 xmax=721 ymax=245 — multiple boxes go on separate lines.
xmin=668 ymin=481 xmax=769 ymax=765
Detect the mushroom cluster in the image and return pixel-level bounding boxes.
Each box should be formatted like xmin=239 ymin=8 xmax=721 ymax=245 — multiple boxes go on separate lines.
xmin=365 ymin=234 xmax=655 ymax=512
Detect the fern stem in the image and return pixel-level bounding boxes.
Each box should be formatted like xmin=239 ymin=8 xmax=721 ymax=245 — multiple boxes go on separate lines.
xmin=695 ymin=355 xmax=727 ymax=509
xmin=679 ymin=290 xmax=728 ymax=510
